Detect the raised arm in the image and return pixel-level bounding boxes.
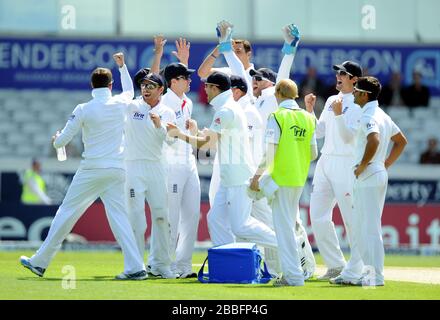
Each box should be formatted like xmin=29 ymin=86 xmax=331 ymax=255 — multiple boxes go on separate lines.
xmin=113 ymin=52 xmax=134 ymax=101
xmin=217 ymin=20 xmax=253 ymax=98
xmin=172 ymin=37 xmax=190 ymax=66
xmin=151 ymin=35 xmax=167 ymax=74
xmin=197 ymin=46 xmax=220 ymax=79
xmin=276 ymin=24 xmax=300 ymax=83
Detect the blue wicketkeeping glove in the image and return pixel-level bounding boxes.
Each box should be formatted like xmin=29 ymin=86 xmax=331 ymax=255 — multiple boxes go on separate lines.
xmin=216 ymin=20 xmax=234 ymax=53
xmin=281 ymin=23 xmax=300 ymax=55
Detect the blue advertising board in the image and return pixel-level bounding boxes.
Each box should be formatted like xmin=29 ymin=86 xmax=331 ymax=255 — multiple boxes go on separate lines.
xmin=0 ymin=37 xmax=439 ymax=95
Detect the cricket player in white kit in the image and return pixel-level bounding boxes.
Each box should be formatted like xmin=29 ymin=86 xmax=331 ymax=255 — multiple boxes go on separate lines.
xmin=124 ymin=73 xmax=177 ymax=279
xmin=167 ymin=72 xmax=278 ymax=251
xmin=161 ymin=62 xmax=201 ymax=279
xmin=331 ymin=77 xmax=407 ymax=286
xmin=307 ymin=61 xmax=364 ymax=281
xmin=20 ymin=53 xmax=147 ymax=280
xmin=250 ymin=79 xmax=317 ymax=286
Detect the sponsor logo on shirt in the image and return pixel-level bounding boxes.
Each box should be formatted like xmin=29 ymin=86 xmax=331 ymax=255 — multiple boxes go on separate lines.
xmin=366 ymin=122 xmax=376 ymax=130
xmin=290 ymin=125 xmax=306 ymax=138
xmin=133 ymin=112 xmax=145 ymax=120
xmin=68 ymin=114 xmax=75 ymax=121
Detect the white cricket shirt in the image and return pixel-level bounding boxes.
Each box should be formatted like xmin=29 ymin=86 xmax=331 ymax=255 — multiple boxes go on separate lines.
xmin=161 ymin=89 xmax=195 ymax=162
xmin=354 ymin=100 xmax=400 ymax=169
xmin=317 ymin=92 xmax=362 ymax=157
xmin=125 ymin=96 xmax=176 ymax=161
xmin=53 ymin=65 xmax=134 ymax=169
xmin=209 ymin=90 xmax=254 ymax=187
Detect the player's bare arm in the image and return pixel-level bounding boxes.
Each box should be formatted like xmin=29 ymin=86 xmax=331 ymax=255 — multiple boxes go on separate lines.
xmin=151 ymin=35 xmax=167 ymax=74
xmin=166 ymin=122 xmax=216 ymax=149
xmin=385 ymin=132 xmax=408 ymax=169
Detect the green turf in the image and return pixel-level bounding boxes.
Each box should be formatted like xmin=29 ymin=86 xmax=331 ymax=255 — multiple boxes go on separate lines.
xmin=1 ymin=251 xmax=439 ymax=300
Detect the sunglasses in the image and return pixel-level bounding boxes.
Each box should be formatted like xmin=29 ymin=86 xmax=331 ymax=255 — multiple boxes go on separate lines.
xmin=336 ymin=70 xmax=353 ymax=77
xmin=140 ymin=83 xmax=159 ymax=90
xmin=354 ymin=87 xmax=372 ymax=94
xmin=253 ymin=75 xmax=272 ymax=82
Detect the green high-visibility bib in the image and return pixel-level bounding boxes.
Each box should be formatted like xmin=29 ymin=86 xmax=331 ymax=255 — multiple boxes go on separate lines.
xmin=268 ymin=107 xmax=316 ymax=187
xmin=21 ymin=170 xmax=47 ymax=204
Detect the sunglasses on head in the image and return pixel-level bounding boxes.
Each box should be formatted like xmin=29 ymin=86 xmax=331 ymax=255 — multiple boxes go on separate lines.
xmin=140 ymin=83 xmax=159 ymax=90
xmin=336 ymin=70 xmax=353 ymax=77
xmin=204 ymin=83 xmax=219 ymax=88
xmin=354 ymin=87 xmax=372 ymax=94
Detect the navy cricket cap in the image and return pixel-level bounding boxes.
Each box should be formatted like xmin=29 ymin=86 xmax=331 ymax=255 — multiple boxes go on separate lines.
xmin=133 ymin=67 xmax=150 ymax=89
xmin=249 ymin=68 xmax=277 ymax=84
xmin=333 ymin=61 xmax=363 ymax=77
xmin=164 ymin=63 xmax=195 ymax=84
xmin=230 ymin=75 xmax=248 ymax=93
xmin=140 ymin=73 xmax=164 ymax=87
xmin=205 ymin=71 xmax=231 ymax=91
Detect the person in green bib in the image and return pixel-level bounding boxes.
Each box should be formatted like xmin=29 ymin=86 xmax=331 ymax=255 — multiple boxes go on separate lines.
xmin=21 ymin=159 xmax=52 ymax=205
xmin=250 ymin=79 xmax=318 ymax=286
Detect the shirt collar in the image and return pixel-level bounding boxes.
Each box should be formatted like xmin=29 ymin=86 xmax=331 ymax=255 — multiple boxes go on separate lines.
xmin=362 ymin=100 xmax=379 ymax=113
xmin=165 ymin=89 xmax=187 ymax=106
xmin=261 ymin=86 xmax=275 ymax=97
xmin=238 ymin=94 xmax=251 ymax=108
xmin=279 ymin=99 xmax=300 ymax=110
xmin=210 ymin=90 xmax=233 ymax=111
xmin=91 ymin=88 xmax=112 ymax=100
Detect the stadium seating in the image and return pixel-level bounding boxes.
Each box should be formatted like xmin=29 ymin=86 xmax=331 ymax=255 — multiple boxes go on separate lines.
xmin=0 ymin=89 xmax=438 ymax=162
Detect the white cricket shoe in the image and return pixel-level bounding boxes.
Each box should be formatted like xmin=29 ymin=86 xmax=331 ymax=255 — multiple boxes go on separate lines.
xmin=115 ymin=270 xmax=148 ymax=280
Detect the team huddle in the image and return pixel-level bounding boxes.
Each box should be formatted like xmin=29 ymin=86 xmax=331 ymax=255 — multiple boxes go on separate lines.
xmin=20 ymin=21 xmax=407 ymax=287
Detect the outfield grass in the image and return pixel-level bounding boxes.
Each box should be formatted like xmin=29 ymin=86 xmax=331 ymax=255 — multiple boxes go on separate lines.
xmin=1 ymin=251 xmax=439 ymax=300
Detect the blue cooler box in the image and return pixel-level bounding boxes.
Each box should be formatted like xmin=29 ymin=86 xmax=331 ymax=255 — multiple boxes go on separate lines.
xmin=198 ymin=242 xmax=272 ymax=284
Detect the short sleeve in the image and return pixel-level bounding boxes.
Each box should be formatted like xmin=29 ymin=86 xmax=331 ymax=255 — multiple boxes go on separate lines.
xmin=265 ymin=114 xmax=281 ymax=144
xmin=361 ymin=116 xmax=379 ymax=137
xmin=391 ymin=119 xmax=401 ymax=136
xmin=209 ymin=109 xmax=234 ymax=134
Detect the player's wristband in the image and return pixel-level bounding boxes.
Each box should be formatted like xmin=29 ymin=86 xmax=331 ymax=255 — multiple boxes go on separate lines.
xmin=282 ymin=42 xmax=297 ymax=55
xmin=218 ymin=41 xmax=233 ymax=53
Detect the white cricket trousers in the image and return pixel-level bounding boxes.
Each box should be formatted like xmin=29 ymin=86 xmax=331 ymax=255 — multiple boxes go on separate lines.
xmin=30 ymin=167 xmax=143 ymax=273
xmin=352 ymin=169 xmax=387 ymax=285
xmin=209 ymin=158 xmax=281 ymax=273
xmin=167 ymin=157 xmax=201 ymax=274
xmin=310 ymin=154 xmax=363 ymax=279
xmin=208 ymin=184 xmax=277 ymax=249
xmin=271 ymin=187 xmax=304 ymax=285
xmin=125 ymin=160 xmax=171 ymax=268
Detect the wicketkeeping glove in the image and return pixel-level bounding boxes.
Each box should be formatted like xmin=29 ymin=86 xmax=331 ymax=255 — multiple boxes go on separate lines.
xmin=216 ymin=20 xmax=234 ymax=53
xmin=281 ymin=23 xmax=300 ymax=55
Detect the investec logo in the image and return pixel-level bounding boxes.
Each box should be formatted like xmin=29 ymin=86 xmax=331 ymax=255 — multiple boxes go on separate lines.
xmin=290 ymin=125 xmax=306 ymax=139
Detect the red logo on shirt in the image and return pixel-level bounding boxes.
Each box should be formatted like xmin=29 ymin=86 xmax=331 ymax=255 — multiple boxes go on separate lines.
xmin=215 ymin=117 xmax=221 ymax=124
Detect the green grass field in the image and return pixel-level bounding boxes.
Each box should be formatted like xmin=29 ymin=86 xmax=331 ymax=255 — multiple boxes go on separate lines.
xmin=1 ymin=251 xmax=439 ymax=300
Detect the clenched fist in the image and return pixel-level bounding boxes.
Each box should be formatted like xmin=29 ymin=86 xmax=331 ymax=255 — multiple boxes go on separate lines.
xmin=113 ymin=52 xmax=125 ymax=68
xmin=304 ymin=93 xmax=316 ymax=113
